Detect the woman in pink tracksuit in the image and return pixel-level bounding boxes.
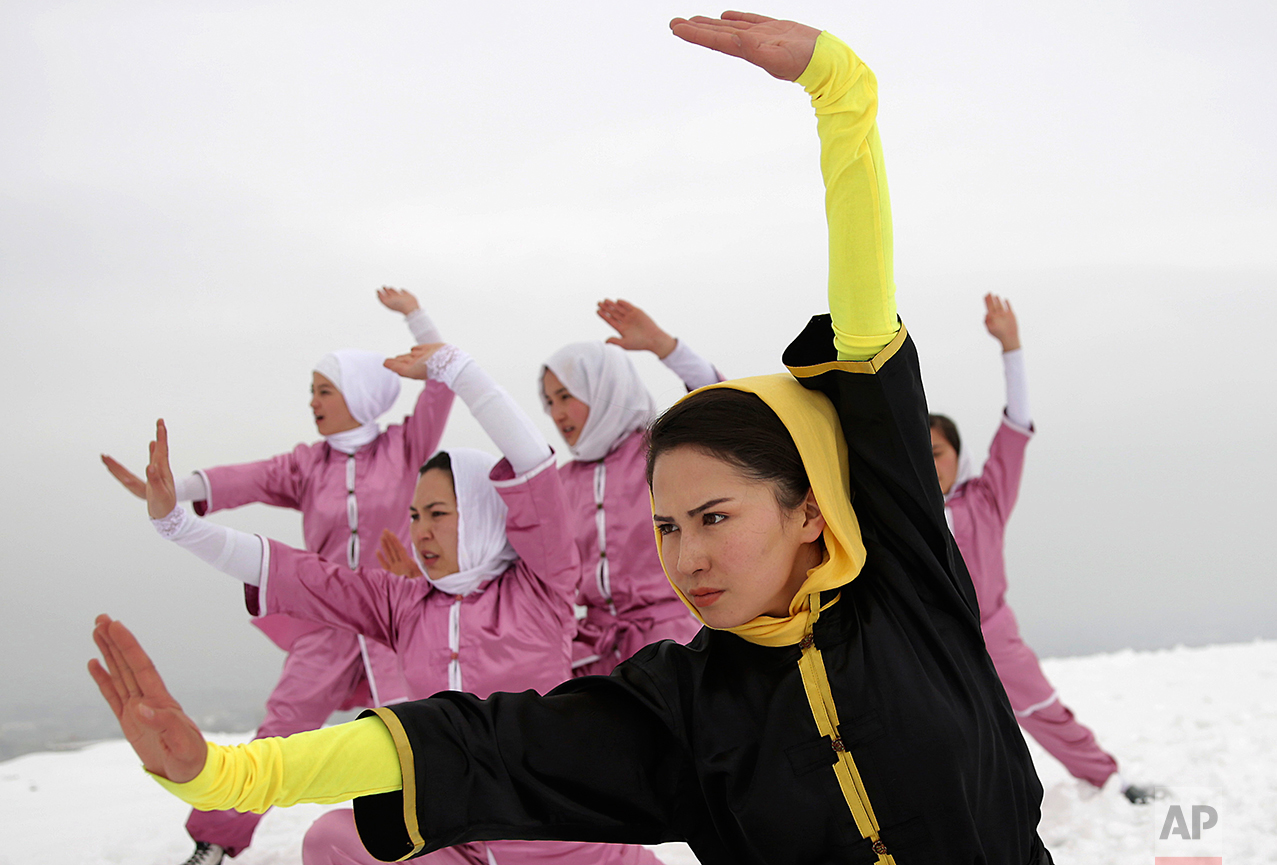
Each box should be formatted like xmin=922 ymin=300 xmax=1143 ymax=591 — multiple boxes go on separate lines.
xmin=101 ymin=288 xmax=454 ymax=863
xmin=543 ymin=299 xmax=720 ymax=676
xmin=146 ymin=340 xmax=661 ymax=865
xmin=933 ymin=294 xmax=1148 ymax=804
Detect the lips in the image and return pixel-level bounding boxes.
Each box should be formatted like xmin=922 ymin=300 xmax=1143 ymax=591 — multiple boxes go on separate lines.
xmin=687 ymin=588 xmax=724 ymax=608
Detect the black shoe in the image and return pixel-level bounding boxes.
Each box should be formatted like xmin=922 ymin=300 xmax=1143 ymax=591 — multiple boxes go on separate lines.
xmin=180 ymin=842 xmax=226 ymax=865
xmin=1122 ymin=783 xmax=1156 ymax=804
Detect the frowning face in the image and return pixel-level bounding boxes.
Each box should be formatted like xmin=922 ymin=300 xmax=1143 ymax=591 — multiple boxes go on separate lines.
xmin=650 ymin=445 xmax=825 ymax=629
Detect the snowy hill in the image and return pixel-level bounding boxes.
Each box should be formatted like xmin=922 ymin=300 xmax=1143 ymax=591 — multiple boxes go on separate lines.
xmin=2 ymin=641 xmax=1275 ymax=864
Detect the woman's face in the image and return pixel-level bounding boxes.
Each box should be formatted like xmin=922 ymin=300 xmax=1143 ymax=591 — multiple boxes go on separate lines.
xmin=310 ymin=372 xmax=360 ymax=436
xmin=409 ymin=468 xmax=461 ymax=580
xmin=541 ymin=369 xmax=590 ymax=447
xmin=931 ymin=427 xmax=959 ymax=495
xmin=651 ymin=445 xmax=825 ymax=629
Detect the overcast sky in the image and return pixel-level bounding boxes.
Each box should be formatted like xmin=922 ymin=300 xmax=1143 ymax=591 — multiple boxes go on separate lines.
xmin=2 ymin=1 xmax=1274 ymax=724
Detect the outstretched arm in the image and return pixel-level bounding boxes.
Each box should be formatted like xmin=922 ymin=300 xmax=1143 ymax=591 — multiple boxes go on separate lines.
xmin=674 ymin=13 xmax=898 ymax=360
xmin=597 ymin=298 xmax=722 ymax=390
xmin=143 ymin=420 xmax=267 ymax=585
xmin=89 ymin=614 xmax=402 ymax=809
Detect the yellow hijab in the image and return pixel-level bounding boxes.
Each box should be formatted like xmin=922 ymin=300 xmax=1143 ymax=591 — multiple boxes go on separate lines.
xmin=653 ymin=374 xmax=868 ymax=647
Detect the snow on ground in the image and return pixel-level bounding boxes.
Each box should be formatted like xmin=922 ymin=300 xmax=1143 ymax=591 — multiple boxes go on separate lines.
xmin=2 ymin=640 xmax=1275 ymax=864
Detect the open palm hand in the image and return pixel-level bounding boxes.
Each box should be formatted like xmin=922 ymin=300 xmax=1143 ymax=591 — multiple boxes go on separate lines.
xmin=88 ymin=615 xmax=207 ymax=783
xmin=670 ymin=11 xmax=821 ymax=81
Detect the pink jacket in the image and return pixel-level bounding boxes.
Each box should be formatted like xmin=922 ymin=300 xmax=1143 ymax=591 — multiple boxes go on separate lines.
xmin=561 ymin=429 xmax=701 ymax=674
xmin=195 ymin=381 xmax=454 ymax=704
xmin=252 ymin=457 xmax=580 ymax=699
xmin=944 ymin=417 xmax=1033 ymax=624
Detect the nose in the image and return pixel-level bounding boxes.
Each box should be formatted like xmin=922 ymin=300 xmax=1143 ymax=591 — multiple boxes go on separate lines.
xmin=310 ymin=394 xmax=321 ymax=410
xmin=412 ymin=520 xmax=433 ymax=543
xmin=674 ymin=534 xmax=708 ymax=578
xmin=551 ymin=404 xmax=569 ymax=425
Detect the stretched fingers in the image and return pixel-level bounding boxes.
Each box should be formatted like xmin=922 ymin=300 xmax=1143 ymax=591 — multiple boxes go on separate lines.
xmin=88 ymin=658 xmax=125 ymax=719
xmin=101 ymin=455 xmax=146 ymax=495
xmin=670 ymin=19 xmax=748 ymax=57
xmin=107 ymin=619 xmax=171 ymax=705
xmin=94 ymin=616 xmax=141 ymax=700
xmin=720 ymin=11 xmax=776 ymax=24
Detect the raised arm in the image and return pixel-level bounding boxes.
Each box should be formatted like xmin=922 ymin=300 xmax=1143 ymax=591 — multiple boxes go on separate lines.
xmin=379 ymin=287 xmax=458 ymax=466
xmin=378 ymin=285 xmax=443 ymax=345
xmin=670 ymin=14 xmax=896 ymax=361
xmin=596 ymin=298 xmax=723 ymax=390
xmin=386 ymin=345 xmax=580 ymax=594
xmin=985 ymin=293 xmax=1030 ymax=429
xmin=970 ymin=294 xmax=1032 ymax=521
xmin=385 ymin=344 xmax=552 ymax=475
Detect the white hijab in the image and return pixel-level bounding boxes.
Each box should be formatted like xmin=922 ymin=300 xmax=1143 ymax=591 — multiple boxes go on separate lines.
xmin=542 ymin=342 xmax=657 ymax=463
xmin=419 ymin=447 xmax=519 ymax=596
xmin=314 ymin=350 xmax=402 ymax=454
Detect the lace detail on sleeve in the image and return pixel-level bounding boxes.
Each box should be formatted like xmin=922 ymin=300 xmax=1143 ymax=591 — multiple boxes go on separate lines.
xmin=152 ymin=506 xmax=189 ymax=539
xmin=424 ymin=344 xmax=471 ymax=388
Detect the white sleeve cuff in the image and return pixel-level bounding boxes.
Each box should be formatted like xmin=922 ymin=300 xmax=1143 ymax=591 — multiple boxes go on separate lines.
xmin=406 ymin=308 xmax=442 ymax=346
xmin=660 ymin=338 xmax=721 ymax=391
xmin=173 ymin=473 xmax=209 ymax=503
xmin=151 ymin=506 xmax=264 ymax=586
xmin=1002 ymin=348 xmax=1031 ymax=430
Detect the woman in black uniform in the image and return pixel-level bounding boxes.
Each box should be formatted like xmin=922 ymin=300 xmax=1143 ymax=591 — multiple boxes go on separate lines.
xmin=90 ymin=12 xmax=1049 ymax=864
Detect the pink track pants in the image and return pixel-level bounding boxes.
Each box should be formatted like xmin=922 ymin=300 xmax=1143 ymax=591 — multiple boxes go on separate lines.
xmin=303 ymin=809 xmax=665 ymax=865
xmin=983 ymin=606 xmax=1118 ymax=788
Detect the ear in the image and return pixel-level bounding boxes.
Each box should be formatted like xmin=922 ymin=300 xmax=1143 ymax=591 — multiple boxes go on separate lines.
xmin=799 ymin=488 xmax=826 ymax=542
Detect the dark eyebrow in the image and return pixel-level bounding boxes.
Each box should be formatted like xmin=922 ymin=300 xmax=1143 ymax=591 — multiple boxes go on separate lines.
xmin=689 ymin=497 xmax=732 ymax=517
xmin=653 ymin=497 xmax=733 ymax=524
xmin=411 ymin=501 xmax=449 ymax=511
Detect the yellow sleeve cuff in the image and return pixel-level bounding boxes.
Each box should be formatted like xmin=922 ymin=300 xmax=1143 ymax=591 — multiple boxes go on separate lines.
xmin=151 ymin=716 xmax=402 ymax=813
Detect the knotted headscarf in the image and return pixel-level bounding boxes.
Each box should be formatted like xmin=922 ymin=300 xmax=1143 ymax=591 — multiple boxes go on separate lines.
xmin=314 ymin=349 xmax=402 ymax=454
xmin=653 ymin=374 xmax=868 ymax=647
xmin=542 ymin=342 xmax=657 ymax=462
xmin=418 ymin=448 xmax=519 ymax=597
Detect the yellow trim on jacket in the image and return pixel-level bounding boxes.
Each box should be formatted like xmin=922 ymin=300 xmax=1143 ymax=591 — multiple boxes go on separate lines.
xmin=789 ymin=323 xmax=908 ymax=378
xmin=369 ymin=706 xmax=428 ymax=860
xmin=797 ymin=596 xmax=897 ymax=864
